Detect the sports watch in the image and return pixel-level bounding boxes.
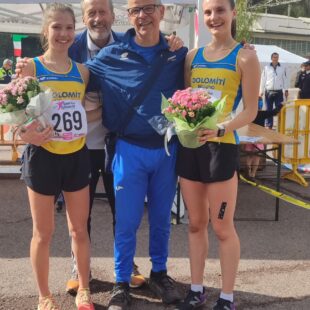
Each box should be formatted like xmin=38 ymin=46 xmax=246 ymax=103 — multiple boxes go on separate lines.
xmin=217 ymin=124 xmax=226 ymax=137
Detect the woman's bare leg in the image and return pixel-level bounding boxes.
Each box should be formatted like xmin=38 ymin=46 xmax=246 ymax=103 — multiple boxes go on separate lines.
xmin=64 ymin=186 xmax=90 ymax=289
xmin=207 ymin=173 xmax=240 ymax=293
xmin=28 ymin=187 xmax=55 ymax=298
xmin=180 ymin=178 xmax=209 ymax=285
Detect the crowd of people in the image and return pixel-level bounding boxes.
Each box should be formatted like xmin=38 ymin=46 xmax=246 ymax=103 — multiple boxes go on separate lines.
xmin=9 ymin=0 xmax=310 ymax=309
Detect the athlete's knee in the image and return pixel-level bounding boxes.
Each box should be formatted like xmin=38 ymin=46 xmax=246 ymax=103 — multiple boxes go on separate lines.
xmin=70 ymin=225 xmax=89 ymax=243
xmin=212 ymin=222 xmax=236 ymax=241
xmin=32 ymin=227 xmax=54 ymax=245
xmin=188 ymin=217 xmax=208 ymax=234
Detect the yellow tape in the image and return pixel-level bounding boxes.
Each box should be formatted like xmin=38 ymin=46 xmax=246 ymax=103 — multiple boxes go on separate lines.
xmin=240 ymin=175 xmax=310 ymax=210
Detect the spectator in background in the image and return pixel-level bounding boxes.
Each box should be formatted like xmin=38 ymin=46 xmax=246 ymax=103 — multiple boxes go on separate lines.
xmin=260 ymin=52 xmax=289 ymax=129
xmin=295 ymin=62 xmax=306 ymax=89
xmin=0 ymin=59 xmax=13 ymax=84
xmin=298 ymin=60 xmax=310 ymax=99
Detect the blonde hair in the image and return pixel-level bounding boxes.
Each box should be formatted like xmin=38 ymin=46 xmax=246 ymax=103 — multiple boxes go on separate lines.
xmin=41 ymin=3 xmax=76 ymax=51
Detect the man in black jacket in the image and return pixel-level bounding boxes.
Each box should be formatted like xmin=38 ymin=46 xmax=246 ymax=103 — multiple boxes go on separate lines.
xmin=295 ymin=62 xmax=306 ymax=89
xmin=299 ymin=61 xmax=310 ymax=99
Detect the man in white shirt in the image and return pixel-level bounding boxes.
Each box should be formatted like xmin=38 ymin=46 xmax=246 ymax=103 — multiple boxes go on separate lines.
xmin=260 ymin=52 xmax=289 ymax=129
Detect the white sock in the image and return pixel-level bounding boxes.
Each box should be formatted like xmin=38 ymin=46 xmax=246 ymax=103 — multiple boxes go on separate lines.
xmin=220 ymin=292 xmax=233 ymax=302
xmin=191 ymin=284 xmax=204 ymax=293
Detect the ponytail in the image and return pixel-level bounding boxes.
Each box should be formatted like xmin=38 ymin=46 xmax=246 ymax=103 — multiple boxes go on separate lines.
xmin=229 ymin=0 xmax=236 ymax=38
xmin=231 ymin=18 xmax=236 ymax=38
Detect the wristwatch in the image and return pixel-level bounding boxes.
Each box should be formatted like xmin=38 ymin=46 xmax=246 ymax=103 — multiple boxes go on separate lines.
xmin=217 ymin=124 xmax=226 ymax=137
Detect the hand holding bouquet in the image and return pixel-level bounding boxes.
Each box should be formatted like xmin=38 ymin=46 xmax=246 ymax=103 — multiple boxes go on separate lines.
xmin=0 ymin=76 xmax=52 ymax=130
xmin=162 ymin=87 xmax=226 ymax=148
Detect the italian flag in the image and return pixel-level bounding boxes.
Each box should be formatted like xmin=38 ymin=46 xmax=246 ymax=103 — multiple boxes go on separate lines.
xmin=12 ymin=34 xmax=28 ymax=57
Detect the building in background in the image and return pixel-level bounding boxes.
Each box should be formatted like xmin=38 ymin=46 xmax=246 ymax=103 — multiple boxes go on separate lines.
xmin=252 ymin=13 xmax=310 ymax=58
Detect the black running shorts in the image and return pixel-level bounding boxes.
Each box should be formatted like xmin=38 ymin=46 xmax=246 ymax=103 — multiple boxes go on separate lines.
xmin=176 ymin=142 xmax=239 ymax=183
xmin=21 ymin=144 xmax=90 ymax=195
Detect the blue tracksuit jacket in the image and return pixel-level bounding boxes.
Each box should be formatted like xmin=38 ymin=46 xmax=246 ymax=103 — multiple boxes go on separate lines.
xmin=86 ymin=28 xmax=187 ymax=148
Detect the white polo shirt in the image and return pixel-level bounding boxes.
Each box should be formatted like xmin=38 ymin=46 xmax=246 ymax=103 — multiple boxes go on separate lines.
xmin=85 ymin=32 xmax=114 ymax=150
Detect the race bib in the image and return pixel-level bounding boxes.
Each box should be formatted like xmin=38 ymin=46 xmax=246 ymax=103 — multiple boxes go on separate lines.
xmin=50 ymin=100 xmax=87 ymax=141
xmin=207 ymin=89 xmax=222 ymax=102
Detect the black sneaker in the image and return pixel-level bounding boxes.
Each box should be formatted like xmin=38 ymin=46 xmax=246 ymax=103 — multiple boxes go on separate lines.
xmin=176 ymin=288 xmax=207 ymax=309
xmin=108 ymin=282 xmax=131 ymax=310
xmin=213 ymin=298 xmax=235 ymax=310
xmin=149 ymin=270 xmax=183 ymax=304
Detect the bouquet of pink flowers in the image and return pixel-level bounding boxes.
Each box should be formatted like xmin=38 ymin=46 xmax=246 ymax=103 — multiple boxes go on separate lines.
xmin=0 ymin=76 xmax=52 ymax=127
xmin=162 ymin=87 xmax=226 ymax=148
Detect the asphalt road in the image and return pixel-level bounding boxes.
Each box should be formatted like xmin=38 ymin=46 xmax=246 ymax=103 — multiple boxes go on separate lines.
xmin=0 ymin=165 xmax=310 ymax=310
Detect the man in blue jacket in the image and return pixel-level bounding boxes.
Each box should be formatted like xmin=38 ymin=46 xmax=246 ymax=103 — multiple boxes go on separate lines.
xmin=66 ymin=0 xmax=146 ymax=294
xmin=86 ymin=0 xmax=187 ymax=309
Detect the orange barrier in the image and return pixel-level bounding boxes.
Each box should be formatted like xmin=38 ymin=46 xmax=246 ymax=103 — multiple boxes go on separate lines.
xmin=0 ymin=124 xmax=25 ymax=162
xmin=279 ymin=99 xmax=310 ymax=187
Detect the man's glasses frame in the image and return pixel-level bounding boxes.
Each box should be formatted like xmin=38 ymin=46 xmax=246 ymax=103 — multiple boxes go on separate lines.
xmin=127 ymin=4 xmax=161 ymax=17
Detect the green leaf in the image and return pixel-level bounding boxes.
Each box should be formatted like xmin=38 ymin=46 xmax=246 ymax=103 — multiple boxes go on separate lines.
xmin=27 ymin=91 xmax=34 ymax=100
xmin=161 ymin=93 xmax=174 ymax=122
xmin=5 ymin=104 xmax=14 ymax=112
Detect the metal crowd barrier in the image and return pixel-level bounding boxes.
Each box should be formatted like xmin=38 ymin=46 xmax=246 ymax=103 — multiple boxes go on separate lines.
xmin=279 ymin=99 xmax=310 ymax=187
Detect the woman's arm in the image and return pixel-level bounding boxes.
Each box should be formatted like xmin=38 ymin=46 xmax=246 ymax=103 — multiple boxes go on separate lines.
xmin=79 ymin=64 xmax=101 ymax=122
xmin=77 ymin=63 xmax=90 ymax=114
xmin=184 ymin=49 xmax=197 ymax=88
xmin=223 ymin=49 xmax=260 ymax=133
xmin=19 ymin=120 xmax=53 ymax=146
xmin=78 ymin=64 xmax=89 ymax=90
xmin=18 ymin=58 xmax=54 ymax=145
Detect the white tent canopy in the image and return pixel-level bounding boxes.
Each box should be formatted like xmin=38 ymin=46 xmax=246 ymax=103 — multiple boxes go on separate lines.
xmin=0 ymin=1 xmax=198 ymax=38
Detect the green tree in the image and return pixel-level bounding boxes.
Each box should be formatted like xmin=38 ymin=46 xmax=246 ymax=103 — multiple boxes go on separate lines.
xmin=236 ymin=0 xmax=258 ymax=42
xmin=249 ymin=0 xmax=310 ymax=18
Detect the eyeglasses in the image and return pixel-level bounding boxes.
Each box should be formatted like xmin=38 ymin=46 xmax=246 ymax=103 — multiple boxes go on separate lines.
xmin=127 ymin=4 xmax=160 ymax=17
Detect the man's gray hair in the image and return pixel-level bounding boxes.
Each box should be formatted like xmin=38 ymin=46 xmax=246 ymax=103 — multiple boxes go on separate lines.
xmin=3 ymin=59 xmax=12 ymax=66
xmin=127 ymin=0 xmax=162 ymax=4
xmin=81 ymin=0 xmax=114 ymax=14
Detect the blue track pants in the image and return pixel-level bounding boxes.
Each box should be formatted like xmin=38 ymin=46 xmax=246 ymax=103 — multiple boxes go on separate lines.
xmin=112 ymin=139 xmax=177 ymax=283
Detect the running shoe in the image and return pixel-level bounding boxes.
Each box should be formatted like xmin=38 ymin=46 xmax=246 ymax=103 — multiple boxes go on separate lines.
xmin=37 ymin=295 xmax=60 ymax=310
xmin=130 ymin=263 xmax=146 ymax=288
xmin=176 ymin=288 xmax=207 ymax=309
xmin=213 ymin=298 xmax=236 ymax=310
xmin=75 ymin=288 xmax=95 ymax=310
xmin=66 ymin=260 xmax=92 ymax=295
xmin=108 ymin=282 xmax=131 ymax=310
xmin=149 ymin=270 xmax=183 ymax=304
